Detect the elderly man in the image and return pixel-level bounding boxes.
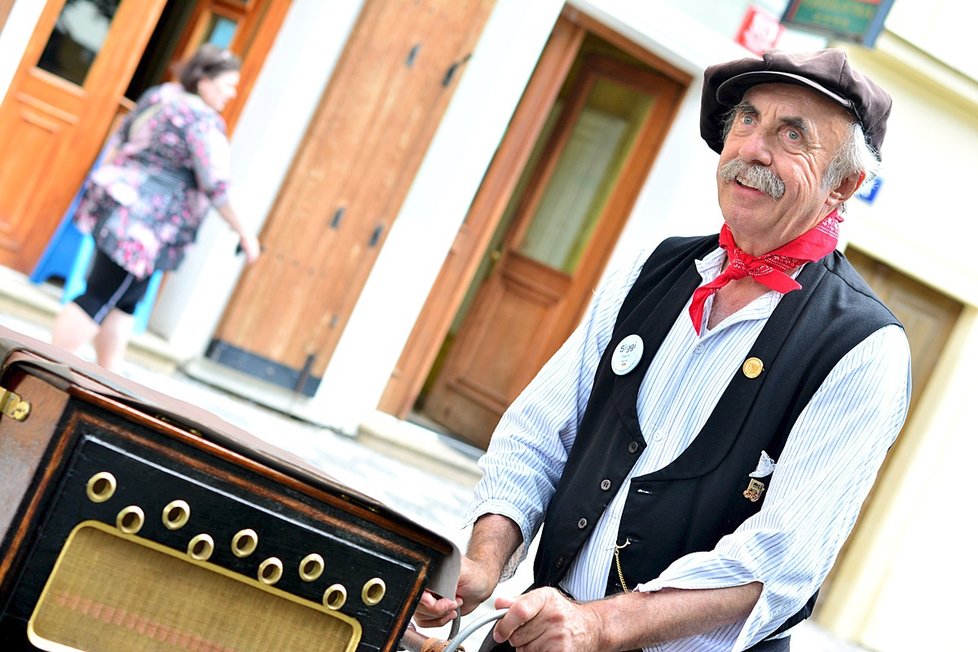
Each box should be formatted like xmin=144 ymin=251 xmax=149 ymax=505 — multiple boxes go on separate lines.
xmin=417 ymin=49 xmax=911 ymax=651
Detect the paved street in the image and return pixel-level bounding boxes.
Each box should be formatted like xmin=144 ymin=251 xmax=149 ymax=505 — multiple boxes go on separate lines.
xmin=0 ymin=303 xmax=870 ymax=651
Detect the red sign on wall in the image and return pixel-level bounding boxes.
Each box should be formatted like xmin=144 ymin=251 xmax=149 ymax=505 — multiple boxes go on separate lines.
xmin=736 ymin=5 xmax=784 ymax=56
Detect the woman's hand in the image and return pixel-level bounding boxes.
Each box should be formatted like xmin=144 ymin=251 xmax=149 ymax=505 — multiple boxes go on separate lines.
xmin=238 ymin=231 xmax=261 ymax=264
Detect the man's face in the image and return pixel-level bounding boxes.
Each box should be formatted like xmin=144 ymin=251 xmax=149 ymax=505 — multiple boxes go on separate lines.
xmin=716 ymin=83 xmax=856 ymax=255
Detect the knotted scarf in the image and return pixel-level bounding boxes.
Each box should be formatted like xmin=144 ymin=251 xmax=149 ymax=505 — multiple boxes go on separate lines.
xmin=689 ymin=211 xmax=842 ymax=335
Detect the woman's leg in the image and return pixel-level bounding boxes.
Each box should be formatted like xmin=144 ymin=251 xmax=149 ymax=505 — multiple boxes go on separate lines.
xmin=52 ymin=302 xmax=100 ymax=355
xmin=93 ymin=308 xmax=134 ymax=372
xmin=56 ymin=249 xmax=150 ymax=371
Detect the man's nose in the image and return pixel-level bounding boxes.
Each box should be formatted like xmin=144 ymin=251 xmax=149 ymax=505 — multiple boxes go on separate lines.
xmin=737 ymin=130 xmax=773 ymax=166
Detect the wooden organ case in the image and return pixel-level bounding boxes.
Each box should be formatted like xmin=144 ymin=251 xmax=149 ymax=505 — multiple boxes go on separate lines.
xmin=0 ymin=327 xmax=458 ymax=652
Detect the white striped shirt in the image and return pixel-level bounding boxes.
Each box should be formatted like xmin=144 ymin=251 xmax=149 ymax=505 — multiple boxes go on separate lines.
xmin=469 ymin=246 xmax=911 ymax=651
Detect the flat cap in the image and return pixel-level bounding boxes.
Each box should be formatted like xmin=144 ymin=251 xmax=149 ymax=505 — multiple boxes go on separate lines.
xmin=700 ymin=48 xmax=891 ymax=157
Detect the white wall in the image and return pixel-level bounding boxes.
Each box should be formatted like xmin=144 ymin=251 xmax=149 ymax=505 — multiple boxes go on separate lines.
xmin=816 ymin=35 xmax=978 ymax=651
xmin=845 ymin=39 xmax=978 ymax=306
xmin=0 ymin=1 xmax=46 ymax=104
xmin=858 ymin=310 xmax=977 ymax=651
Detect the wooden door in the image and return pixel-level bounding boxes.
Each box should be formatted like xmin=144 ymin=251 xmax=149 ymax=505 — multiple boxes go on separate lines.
xmin=846 ymin=248 xmax=960 ymax=415
xmin=207 ymin=0 xmax=495 ymax=396
xmin=0 ymin=0 xmax=167 ymax=273
xmin=422 ymin=54 xmax=684 ymax=448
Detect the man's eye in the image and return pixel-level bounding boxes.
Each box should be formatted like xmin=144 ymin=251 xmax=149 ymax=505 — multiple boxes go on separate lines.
xmin=741 ymin=114 xmax=754 ymax=125
xmin=786 ymin=129 xmax=801 ymax=141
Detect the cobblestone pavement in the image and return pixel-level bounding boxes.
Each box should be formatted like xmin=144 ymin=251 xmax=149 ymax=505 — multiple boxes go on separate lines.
xmin=1 ymin=310 xmax=870 ymax=652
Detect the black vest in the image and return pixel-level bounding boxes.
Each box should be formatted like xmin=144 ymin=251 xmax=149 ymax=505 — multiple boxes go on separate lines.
xmin=531 ymin=234 xmax=900 ymax=635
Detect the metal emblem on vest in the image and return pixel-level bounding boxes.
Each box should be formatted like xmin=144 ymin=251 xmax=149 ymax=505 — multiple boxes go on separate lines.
xmin=742 ymin=356 xmax=764 ymax=378
xmin=743 ymin=478 xmax=766 ymax=502
xmin=611 ymin=334 xmax=644 ymax=376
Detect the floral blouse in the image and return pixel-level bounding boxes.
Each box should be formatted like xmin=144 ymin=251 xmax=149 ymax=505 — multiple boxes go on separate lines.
xmin=76 ymin=83 xmax=232 ymax=279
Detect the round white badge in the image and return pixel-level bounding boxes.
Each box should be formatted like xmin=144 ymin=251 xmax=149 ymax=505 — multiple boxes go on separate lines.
xmin=611 ymin=334 xmax=644 ymax=376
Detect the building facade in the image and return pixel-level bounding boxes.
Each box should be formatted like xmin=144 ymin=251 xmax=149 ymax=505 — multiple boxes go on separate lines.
xmin=1 ymin=1 xmax=976 ymax=648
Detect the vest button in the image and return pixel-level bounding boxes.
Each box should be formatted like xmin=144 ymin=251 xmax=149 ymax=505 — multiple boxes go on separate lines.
xmin=577 ymin=518 xmax=588 ymax=529
xmin=556 ymin=556 xmax=564 ymax=568
xmin=628 ymin=441 xmax=639 ymax=454
xmin=600 ymin=479 xmax=612 ymax=491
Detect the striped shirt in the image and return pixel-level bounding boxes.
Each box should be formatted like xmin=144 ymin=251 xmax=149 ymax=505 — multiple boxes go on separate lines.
xmin=469 ymin=246 xmax=911 ymax=651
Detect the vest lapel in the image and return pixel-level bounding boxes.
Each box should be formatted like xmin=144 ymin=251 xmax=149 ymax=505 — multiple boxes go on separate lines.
xmin=611 ymin=246 xmax=712 ymax=449
xmin=642 ymin=261 xmax=829 ymax=481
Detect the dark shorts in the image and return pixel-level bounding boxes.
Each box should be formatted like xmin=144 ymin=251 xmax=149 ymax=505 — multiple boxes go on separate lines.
xmin=73 ymin=249 xmax=153 ymax=324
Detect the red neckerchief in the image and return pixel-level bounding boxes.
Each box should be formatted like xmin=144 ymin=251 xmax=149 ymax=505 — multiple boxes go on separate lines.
xmin=688 ymin=211 xmax=842 ymax=335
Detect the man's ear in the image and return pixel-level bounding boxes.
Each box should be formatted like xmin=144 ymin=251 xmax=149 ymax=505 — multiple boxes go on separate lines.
xmin=830 ymin=171 xmax=866 ymax=206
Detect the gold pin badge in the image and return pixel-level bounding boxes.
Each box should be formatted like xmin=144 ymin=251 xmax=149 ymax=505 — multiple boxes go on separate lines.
xmin=742 ymin=357 xmax=764 ymax=379
xmin=743 ymin=478 xmax=766 ymax=502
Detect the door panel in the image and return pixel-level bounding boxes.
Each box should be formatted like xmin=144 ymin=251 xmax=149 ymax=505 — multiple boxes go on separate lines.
xmin=378 ymin=17 xmax=589 ymax=418
xmin=422 ymin=53 xmax=684 ymax=448
xmin=845 ymin=249 xmax=960 ymax=417
xmin=208 ymin=0 xmax=495 ymax=396
xmin=451 ymin=253 xmax=570 ymax=410
xmin=0 ymin=0 xmax=167 ymax=272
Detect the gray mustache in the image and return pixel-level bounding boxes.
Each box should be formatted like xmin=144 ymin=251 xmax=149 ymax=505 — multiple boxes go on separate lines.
xmin=719 ymin=160 xmax=785 ymax=199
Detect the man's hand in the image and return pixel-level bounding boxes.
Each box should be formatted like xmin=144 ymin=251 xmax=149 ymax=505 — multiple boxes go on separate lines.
xmin=491 ymin=583 xmax=763 ymax=651
xmin=491 ymin=588 xmax=605 ymax=652
xmin=414 ymin=554 xmax=501 ymax=628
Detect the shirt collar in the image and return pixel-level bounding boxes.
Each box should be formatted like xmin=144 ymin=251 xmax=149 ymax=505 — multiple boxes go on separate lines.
xmin=693 ymin=247 xmax=805 ymax=334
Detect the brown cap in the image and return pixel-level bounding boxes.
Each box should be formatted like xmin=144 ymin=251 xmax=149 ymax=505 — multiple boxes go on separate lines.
xmin=700 ymin=49 xmax=891 ymax=158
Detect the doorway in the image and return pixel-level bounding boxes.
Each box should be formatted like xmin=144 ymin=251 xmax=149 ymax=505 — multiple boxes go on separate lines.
xmin=381 ymin=15 xmax=689 ymax=449
xmin=0 ymin=0 xmax=289 ymax=274
xmin=206 ymin=0 xmax=496 ymax=398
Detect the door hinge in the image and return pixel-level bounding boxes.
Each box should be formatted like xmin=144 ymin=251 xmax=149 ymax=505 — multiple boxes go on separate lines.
xmin=405 ymin=43 xmax=422 ymax=68
xmin=368 ymin=224 xmax=385 ymax=247
xmin=0 ymin=386 xmax=30 ymax=421
xmin=442 ymin=53 xmax=472 ymax=87
xmin=295 ymin=354 xmax=316 ymax=394
xmin=330 ymin=207 xmax=345 ymax=229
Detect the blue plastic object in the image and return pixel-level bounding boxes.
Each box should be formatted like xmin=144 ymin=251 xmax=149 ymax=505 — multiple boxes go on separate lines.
xmin=29 ymin=162 xmax=162 ymax=334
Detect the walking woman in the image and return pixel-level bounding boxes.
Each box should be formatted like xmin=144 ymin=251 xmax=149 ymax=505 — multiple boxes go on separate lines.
xmin=52 ymin=45 xmax=260 ymax=371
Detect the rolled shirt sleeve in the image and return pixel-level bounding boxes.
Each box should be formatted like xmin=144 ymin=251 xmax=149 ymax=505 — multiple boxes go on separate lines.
xmin=637 ymin=324 xmax=911 ymax=650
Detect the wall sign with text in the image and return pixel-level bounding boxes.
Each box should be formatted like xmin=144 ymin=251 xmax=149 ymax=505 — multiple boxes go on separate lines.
xmin=781 ymin=0 xmax=895 ymax=47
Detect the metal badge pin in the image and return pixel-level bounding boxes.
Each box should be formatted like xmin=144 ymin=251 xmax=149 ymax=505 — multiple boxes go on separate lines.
xmin=611 ymin=334 xmax=644 ymax=376
xmin=742 ymin=357 xmax=764 ymax=379
xmin=743 ymin=478 xmax=766 ymax=502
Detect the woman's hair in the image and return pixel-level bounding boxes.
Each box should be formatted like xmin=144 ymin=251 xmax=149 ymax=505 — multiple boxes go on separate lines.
xmin=177 ymin=44 xmax=241 ymax=93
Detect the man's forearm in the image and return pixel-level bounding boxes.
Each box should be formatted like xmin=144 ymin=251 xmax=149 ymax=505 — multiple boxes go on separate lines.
xmin=592 ymin=582 xmax=762 ymax=650
xmin=467 ymin=514 xmax=523 ymax=582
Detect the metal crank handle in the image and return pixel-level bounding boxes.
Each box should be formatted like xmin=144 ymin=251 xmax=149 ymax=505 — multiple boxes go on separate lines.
xmin=444 ymin=609 xmax=508 ymax=652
